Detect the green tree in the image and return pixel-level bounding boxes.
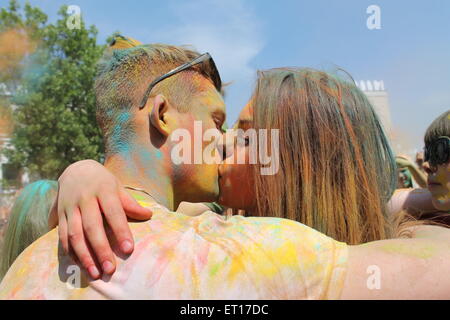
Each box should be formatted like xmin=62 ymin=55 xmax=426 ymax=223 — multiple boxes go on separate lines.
xmin=1 ymin=1 xmax=105 ymax=179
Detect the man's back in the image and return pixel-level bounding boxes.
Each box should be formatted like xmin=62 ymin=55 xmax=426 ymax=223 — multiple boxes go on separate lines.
xmin=0 ymin=204 xmax=348 ymax=299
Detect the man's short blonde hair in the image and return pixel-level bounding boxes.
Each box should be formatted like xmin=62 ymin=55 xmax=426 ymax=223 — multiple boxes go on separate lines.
xmin=95 ymin=40 xmax=221 ymax=155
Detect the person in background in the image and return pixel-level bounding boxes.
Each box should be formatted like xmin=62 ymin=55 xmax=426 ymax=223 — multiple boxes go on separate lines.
xmin=396 ymin=166 xmax=413 ymax=188
xmin=416 ymin=151 xmax=427 ymax=175
xmin=389 ymin=110 xmax=450 ymax=225
xmin=423 ymin=110 xmax=450 ymax=213
xmin=396 ymin=155 xmax=427 ymax=188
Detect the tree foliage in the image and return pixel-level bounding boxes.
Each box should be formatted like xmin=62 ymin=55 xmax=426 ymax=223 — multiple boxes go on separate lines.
xmin=1 ymin=0 xmax=106 ymax=179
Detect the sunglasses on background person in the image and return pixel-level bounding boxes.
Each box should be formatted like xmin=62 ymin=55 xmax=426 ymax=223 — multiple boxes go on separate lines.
xmin=424 ymin=136 xmax=450 ymax=167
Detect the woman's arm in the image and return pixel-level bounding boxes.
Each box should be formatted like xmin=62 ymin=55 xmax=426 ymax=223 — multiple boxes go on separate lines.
xmin=341 ymin=225 xmax=450 ymax=299
xmin=396 ymin=156 xmax=428 ymax=188
xmin=52 ymin=160 xmax=223 ymax=279
xmin=388 ymin=188 xmax=439 ymax=218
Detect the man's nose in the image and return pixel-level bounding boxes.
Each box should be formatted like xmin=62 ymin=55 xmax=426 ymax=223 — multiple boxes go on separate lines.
xmin=423 ymin=161 xmax=435 ymax=175
xmin=216 ymin=131 xmax=234 ymax=161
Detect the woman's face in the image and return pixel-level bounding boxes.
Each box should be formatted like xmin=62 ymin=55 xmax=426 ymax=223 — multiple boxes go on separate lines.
xmin=218 ymin=102 xmax=257 ymax=211
xmin=427 ymin=161 xmax=450 ymax=211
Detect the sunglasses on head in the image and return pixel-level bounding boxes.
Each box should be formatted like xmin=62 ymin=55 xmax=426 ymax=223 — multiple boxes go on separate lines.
xmin=139 ymin=52 xmax=222 ymax=109
xmin=424 ymin=136 xmax=450 ymax=167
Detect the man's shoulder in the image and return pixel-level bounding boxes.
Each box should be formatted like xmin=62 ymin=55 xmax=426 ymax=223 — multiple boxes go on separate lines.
xmin=13 ymin=228 xmax=59 ymax=265
xmin=132 ymin=207 xmax=341 ymax=246
xmin=0 ymin=228 xmax=60 ymax=299
xmin=222 ymin=214 xmax=334 ymax=240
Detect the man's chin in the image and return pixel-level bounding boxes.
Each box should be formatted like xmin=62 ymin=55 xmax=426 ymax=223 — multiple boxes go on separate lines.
xmin=201 ymin=190 xmax=219 ymax=203
xmin=184 ymin=183 xmax=219 ymax=203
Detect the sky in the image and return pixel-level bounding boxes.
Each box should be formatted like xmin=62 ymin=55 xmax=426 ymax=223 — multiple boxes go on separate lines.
xmin=8 ymin=0 xmax=450 ymax=154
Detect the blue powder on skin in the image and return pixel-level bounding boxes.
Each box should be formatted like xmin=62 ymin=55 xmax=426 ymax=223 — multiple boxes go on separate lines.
xmin=110 ymin=111 xmax=133 ymax=154
xmin=117 ymin=112 xmax=131 ymax=125
xmin=139 ymin=149 xmax=157 ymax=178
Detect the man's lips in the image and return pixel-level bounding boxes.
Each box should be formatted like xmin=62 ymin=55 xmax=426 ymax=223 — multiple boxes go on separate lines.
xmin=428 ymin=181 xmax=441 ymax=187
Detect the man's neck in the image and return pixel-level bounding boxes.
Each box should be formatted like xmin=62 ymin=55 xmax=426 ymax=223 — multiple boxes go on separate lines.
xmin=104 ymin=146 xmax=176 ymax=210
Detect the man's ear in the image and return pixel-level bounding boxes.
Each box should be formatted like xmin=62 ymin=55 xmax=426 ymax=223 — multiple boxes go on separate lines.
xmin=150 ymin=94 xmax=171 ymax=137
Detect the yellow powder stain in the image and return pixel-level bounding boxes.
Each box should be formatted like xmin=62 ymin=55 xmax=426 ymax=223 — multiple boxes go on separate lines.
xmin=380 ymin=243 xmax=436 ymax=259
xmin=273 ymin=241 xmax=299 ymax=268
xmin=137 ymin=200 xmax=151 ymax=207
xmin=16 ymin=265 xmax=28 ymax=277
xmin=434 ymin=170 xmax=450 ymax=201
xmin=436 ymin=171 xmax=447 ymax=185
xmin=227 ymin=238 xmax=299 ymax=281
xmin=69 ymin=286 xmax=89 ymax=300
xmin=436 ymin=194 xmax=449 ymax=202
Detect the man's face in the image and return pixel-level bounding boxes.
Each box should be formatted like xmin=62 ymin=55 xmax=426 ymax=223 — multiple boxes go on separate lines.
xmin=427 ymin=161 xmax=450 ymax=211
xmin=169 ymin=76 xmax=226 ymax=203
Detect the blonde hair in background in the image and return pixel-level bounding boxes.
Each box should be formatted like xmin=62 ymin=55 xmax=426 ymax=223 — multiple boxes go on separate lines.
xmin=0 ymin=180 xmax=57 ymax=280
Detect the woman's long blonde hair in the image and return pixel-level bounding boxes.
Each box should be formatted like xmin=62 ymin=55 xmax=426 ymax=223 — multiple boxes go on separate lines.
xmin=0 ymin=180 xmax=57 ymax=280
xmin=251 ymin=68 xmax=397 ymax=244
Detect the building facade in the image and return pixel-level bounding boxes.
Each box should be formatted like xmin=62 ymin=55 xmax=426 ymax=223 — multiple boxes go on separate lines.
xmin=355 ymin=80 xmax=392 ymax=134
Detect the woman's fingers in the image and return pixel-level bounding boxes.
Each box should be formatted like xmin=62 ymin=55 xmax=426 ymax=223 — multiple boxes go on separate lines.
xmin=58 ymin=212 xmax=69 ymax=254
xmin=98 ymin=190 xmax=134 ymax=255
xmin=48 ymin=196 xmax=59 ymax=229
xmin=119 ymin=187 xmax=153 ymax=221
xmin=67 ymin=207 xmax=100 ymax=280
xmin=80 ymin=199 xmax=116 ymax=275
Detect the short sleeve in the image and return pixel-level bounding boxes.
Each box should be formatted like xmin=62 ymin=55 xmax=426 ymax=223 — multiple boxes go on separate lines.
xmin=238 ymin=217 xmax=349 ymax=299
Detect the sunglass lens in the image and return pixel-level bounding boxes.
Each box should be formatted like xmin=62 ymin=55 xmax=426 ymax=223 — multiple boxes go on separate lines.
xmin=429 ymin=138 xmax=450 ymax=166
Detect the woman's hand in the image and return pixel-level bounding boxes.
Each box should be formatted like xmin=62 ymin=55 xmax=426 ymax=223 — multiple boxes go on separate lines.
xmin=396 ymin=155 xmax=428 ymax=188
xmin=395 ymin=155 xmax=413 ymax=169
xmin=50 ymin=160 xmax=153 ymax=279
